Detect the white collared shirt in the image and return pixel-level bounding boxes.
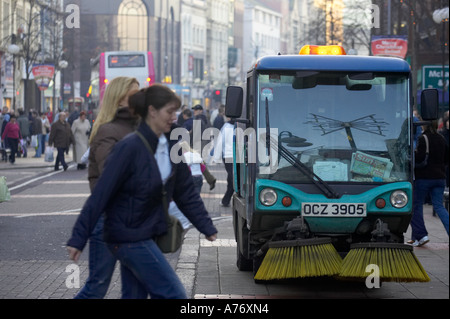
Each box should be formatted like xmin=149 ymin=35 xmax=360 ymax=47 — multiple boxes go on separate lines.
xmin=154 ymin=134 xmax=172 ymax=184
xmin=213 ymin=122 xmax=234 ymax=161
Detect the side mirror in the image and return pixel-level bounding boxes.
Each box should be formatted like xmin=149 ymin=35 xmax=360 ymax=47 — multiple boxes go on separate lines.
xmin=421 ymin=89 xmax=439 ymax=121
xmin=225 ymin=86 xmax=244 ymax=118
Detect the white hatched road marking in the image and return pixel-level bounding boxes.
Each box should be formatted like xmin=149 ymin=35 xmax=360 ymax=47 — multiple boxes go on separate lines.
xmin=4 ymin=170 xmax=227 ymax=218
xmin=8 ymin=164 xmax=76 ymax=191
xmin=1 ymin=209 xmax=81 ymax=218
xmin=12 ymin=192 xmax=220 ymax=199
xmin=43 ymin=180 xmax=89 ymax=184
xmin=12 ymin=194 xmax=90 ymax=199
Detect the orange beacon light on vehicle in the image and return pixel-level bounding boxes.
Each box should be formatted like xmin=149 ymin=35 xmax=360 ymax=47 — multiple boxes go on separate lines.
xmin=299 ymin=45 xmax=346 ymax=56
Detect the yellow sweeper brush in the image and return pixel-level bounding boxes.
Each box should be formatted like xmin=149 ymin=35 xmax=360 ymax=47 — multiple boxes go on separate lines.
xmin=339 ymin=242 xmax=430 ymax=283
xmin=254 ymin=238 xmax=342 ymax=281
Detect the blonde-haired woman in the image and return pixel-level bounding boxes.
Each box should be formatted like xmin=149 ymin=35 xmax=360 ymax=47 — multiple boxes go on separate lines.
xmin=88 ymin=77 xmax=140 ymax=187
xmin=74 ymin=76 xmax=139 ymax=299
xmin=89 ymin=76 xmax=140 ymax=145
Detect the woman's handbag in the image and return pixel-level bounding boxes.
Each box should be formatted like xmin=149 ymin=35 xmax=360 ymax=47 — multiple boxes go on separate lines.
xmin=136 ymin=131 xmax=183 ymax=253
xmin=155 ymin=190 xmax=184 ymax=253
xmin=415 ymin=134 xmax=429 ymax=169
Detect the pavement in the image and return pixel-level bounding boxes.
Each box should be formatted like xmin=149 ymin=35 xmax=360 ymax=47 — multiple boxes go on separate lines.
xmin=183 ymin=206 xmax=449 ymax=300
xmin=0 ymin=146 xmax=71 ymax=171
xmin=0 ymin=149 xmax=448 ymax=299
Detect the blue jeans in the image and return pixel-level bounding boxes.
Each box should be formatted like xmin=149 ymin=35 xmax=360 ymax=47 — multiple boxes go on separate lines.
xmin=40 ymin=134 xmax=47 ymax=155
xmin=411 ymin=179 xmax=449 ymax=240
xmin=55 ymin=147 xmax=68 ymax=170
xmin=108 ymin=240 xmax=187 ymax=299
xmin=75 ymin=215 xmax=117 ymax=299
xmin=222 ymin=160 xmax=234 ymax=206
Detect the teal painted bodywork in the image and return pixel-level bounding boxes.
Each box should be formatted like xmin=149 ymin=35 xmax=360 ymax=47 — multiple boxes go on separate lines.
xmin=228 ymin=53 xmax=418 ymax=261
xmin=254 ymin=179 xmax=412 ymax=234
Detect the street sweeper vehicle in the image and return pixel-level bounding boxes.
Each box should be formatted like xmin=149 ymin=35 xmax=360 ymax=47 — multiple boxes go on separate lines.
xmin=225 ymin=45 xmax=439 ymax=283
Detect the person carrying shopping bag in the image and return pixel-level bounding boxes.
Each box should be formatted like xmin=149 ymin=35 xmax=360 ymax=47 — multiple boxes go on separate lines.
xmin=1 ymin=114 xmax=22 ymax=164
xmin=67 ymin=84 xmax=217 ymax=299
xmin=48 ymin=112 xmax=74 ymax=171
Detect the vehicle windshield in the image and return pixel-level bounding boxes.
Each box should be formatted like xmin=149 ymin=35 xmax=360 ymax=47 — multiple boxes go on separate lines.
xmin=257 ymin=71 xmax=412 ymax=184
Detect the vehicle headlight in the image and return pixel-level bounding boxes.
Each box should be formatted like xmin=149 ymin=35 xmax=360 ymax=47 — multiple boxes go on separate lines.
xmin=390 ymin=190 xmax=408 ymax=208
xmin=259 ymin=188 xmax=278 ymax=206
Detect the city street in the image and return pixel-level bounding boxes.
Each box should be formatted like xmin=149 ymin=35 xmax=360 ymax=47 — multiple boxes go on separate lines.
xmin=0 ymin=0 xmax=448 ymax=310
xmin=0 ymin=149 xmax=448 ymax=300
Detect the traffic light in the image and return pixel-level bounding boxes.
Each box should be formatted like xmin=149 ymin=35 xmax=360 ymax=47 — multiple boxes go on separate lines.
xmin=213 ymin=89 xmax=222 ymax=102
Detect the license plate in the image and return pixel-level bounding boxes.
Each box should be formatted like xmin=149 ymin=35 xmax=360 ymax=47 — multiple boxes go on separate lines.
xmin=301 ymin=203 xmax=367 ymax=217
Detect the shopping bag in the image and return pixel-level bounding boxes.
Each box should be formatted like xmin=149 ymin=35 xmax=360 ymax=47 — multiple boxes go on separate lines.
xmin=45 ymin=147 xmax=54 ymax=162
xmin=20 ymin=139 xmax=26 ymax=155
xmin=31 ymin=135 xmax=38 ymax=148
xmin=0 ymin=176 xmax=11 ymax=203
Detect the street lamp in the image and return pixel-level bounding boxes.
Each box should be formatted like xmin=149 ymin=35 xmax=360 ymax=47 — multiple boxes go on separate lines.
xmin=59 ymin=60 xmax=68 ymax=69
xmin=7 ymin=44 xmax=20 ymax=111
xmin=432 ymin=8 xmax=449 ymax=24
xmin=58 ymin=60 xmax=68 ymax=112
xmin=7 ymin=44 xmax=19 ymax=55
xmin=432 ymin=7 xmax=449 ymax=109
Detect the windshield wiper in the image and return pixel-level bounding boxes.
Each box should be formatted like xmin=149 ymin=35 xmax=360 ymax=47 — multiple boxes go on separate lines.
xmin=271 ymin=138 xmax=340 ymax=199
xmin=265 ymin=98 xmax=271 ymax=157
xmin=264 ymin=97 xmax=340 ymax=199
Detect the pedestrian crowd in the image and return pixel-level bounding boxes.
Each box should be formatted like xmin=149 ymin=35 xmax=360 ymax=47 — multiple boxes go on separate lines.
xmin=1 ymin=106 xmax=54 ymax=163
xmin=0 ymin=105 xmax=93 ymax=171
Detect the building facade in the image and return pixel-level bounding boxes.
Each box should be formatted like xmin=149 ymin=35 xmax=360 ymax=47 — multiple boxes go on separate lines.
xmin=3 ymin=0 xmax=445 ymax=114
xmin=180 ymin=0 xmax=207 ymax=106
xmin=1 ymin=0 xmax=64 ymax=114
xmin=62 ymin=0 xmax=182 ymax=111
xmin=243 ymin=0 xmax=282 ymax=76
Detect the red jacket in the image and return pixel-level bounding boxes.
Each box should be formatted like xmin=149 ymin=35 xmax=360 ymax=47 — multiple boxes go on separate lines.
xmin=2 ymin=122 xmax=22 ymax=140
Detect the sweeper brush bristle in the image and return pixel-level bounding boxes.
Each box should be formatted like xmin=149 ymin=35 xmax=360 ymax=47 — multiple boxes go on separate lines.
xmin=338 ymin=243 xmax=430 ymax=283
xmin=254 ymin=238 xmax=342 ymax=281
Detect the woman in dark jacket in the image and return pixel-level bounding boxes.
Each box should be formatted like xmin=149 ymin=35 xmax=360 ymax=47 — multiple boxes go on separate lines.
xmin=410 ymin=120 xmax=449 ymax=247
xmin=67 ymin=84 xmax=217 ymax=299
